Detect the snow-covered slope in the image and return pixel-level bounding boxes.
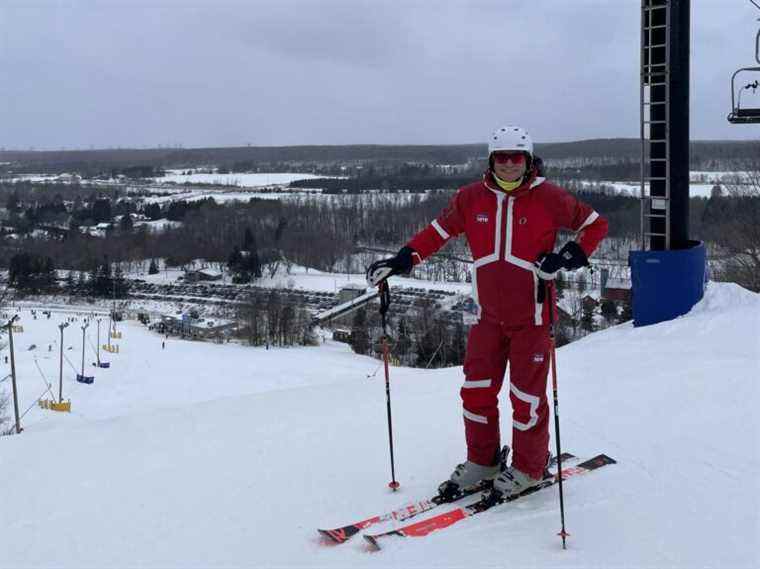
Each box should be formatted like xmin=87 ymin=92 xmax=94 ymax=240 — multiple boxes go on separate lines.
xmin=0 ymin=282 xmax=757 ymax=568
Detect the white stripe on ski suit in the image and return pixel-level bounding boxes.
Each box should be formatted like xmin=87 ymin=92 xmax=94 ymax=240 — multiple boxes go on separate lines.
xmin=577 ymin=211 xmax=599 ymax=232
xmin=470 ymin=192 xmax=504 ymax=321
xmin=462 ymin=379 xmax=492 ymax=389
xmin=503 ymin=195 xmax=544 ymax=325
xmin=463 ymin=409 xmax=488 ymax=424
xmin=509 ymin=383 xmax=540 ymax=431
xmin=431 ymin=219 xmax=450 ymax=240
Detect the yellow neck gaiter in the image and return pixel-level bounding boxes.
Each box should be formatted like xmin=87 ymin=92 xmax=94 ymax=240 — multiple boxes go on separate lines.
xmin=492 ymin=173 xmax=523 ymax=192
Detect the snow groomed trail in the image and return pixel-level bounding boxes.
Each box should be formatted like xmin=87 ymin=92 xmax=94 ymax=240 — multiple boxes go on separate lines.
xmin=0 ymin=282 xmax=757 ymax=568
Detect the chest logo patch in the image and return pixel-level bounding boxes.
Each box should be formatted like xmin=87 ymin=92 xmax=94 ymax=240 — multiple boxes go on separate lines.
xmin=519 ymin=217 xmax=528 ymax=225
xmin=476 ymin=213 xmax=489 ymax=224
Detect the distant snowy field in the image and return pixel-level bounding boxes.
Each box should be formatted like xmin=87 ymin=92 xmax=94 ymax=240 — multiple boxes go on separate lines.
xmin=140 ymin=189 xmax=321 ymax=205
xmin=152 ymin=170 xmax=333 ymax=187
xmin=5 ymin=171 xmax=753 ymax=200
xmin=600 ymin=181 xmax=719 ymax=197
xmin=584 ymin=177 xmax=751 ymax=198
xmin=0 ymin=282 xmax=757 ymax=569
xmin=5 ymin=171 xmax=331 ymax=187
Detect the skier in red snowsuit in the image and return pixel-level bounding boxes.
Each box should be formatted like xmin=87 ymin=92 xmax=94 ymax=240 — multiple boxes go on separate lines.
xmin=367 ymin=126 xmax=608 ymax=497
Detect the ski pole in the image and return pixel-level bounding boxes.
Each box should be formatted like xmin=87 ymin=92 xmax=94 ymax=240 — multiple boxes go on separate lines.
xmin=378 ymin=280 xmax=400 ymax=491
xmin=546 ymin=280 xmax=569 ymax=548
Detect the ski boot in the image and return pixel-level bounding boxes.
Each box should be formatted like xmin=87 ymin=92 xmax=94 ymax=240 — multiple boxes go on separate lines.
xmin=486 ymin=452 xmax=552 ymax=504
xmin=437 ymin=446 xmax=509 ymax=501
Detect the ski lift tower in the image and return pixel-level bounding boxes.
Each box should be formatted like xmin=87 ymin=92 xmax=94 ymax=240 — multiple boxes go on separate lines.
xmin=630 ymin=0 xmax=707 ymax=326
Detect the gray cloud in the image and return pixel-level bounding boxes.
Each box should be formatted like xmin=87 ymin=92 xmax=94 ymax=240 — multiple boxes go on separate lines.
xmin=0 ymin=0 xmax=757 ymax=149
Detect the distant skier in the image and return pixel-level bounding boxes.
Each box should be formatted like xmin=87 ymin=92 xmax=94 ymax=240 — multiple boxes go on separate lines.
xmin=366 ymin=126 xmax=608 ymax=498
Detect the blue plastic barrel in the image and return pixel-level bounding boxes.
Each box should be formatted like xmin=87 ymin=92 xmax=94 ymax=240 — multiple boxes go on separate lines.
xmin=628 ymin=241 xmax=707 ymax=327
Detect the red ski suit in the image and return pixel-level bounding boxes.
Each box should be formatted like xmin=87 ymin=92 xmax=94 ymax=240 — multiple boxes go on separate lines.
xmin=407 ymin=170 xmax=608 ymax=478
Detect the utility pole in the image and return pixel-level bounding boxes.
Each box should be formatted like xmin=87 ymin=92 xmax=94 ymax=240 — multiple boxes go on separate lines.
xmin=5 ymin=315 xmax=21 ymax=434
xmin=111 ymin=271 xmax=119 ymax=338
xmin=96 ymin=318 xmax=101 ymax=366
xmin=80 ymin=322 xmax=89 ymax=377
xmin=58 ymin=322 xmax=69 ymax=402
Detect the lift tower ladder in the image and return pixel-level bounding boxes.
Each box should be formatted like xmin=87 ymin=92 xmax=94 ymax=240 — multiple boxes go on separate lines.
xmin=640 ymin=0 xmax=671 ymax=250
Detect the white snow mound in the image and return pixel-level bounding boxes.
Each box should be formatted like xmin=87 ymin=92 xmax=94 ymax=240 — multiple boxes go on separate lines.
xmin=0 ymin=282 xmax=757 ymax=569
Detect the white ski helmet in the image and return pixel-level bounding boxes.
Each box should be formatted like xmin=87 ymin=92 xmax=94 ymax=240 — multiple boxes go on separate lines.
xmin=488 ymin=126 xmax=533 ymax=157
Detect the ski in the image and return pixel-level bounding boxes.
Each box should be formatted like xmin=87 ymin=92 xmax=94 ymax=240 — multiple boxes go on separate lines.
xmin=317 ymin=452 xmax=575 ymax=544
xmin=363 ymin=453 xmax=616 ymax=551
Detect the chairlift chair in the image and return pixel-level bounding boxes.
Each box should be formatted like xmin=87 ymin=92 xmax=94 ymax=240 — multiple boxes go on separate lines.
xmin=728 ymin=26 xmax=760 ymax=124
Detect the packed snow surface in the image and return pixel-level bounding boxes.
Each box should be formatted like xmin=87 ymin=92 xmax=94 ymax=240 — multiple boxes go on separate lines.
xmin=0 ymin=282 xmax=757 ymax=568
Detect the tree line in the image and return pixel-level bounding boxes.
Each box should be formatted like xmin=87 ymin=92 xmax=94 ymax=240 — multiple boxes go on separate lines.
xmin=3 ymin=139 xmax=758 ymax=176
xmin=8 ymin=252 xmax=129 ymax=298
xmin=234 ymin=290 xmax=315 ymax=348
xmin=1 ymin=184 xmax=754 ymax=286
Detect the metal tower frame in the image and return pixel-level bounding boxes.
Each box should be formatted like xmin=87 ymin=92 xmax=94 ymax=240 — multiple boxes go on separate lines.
xmin=640 ymin=0 xmax=671 ymax=250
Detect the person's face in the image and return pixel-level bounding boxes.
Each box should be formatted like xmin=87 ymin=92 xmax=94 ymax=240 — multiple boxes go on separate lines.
xmin=492 ymin=152 xmax=527 ymax=182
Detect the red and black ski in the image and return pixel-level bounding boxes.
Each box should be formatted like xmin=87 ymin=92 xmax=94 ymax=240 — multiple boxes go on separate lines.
xmin=317 ymin=452 xmax=575 ymax=544
xmin=363 ymin=453 xmax=616 ymax=551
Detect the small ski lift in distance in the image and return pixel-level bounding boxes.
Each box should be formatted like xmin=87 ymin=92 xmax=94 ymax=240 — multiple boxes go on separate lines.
xmin=728 ymin=3 xmax=760 ymax=124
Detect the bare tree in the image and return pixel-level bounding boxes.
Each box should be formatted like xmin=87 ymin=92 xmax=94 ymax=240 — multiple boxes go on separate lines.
xmin=711 ymin=166 xmax=760 ymax=291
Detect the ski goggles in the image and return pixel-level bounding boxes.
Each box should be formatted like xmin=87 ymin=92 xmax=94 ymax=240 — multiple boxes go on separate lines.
xmin=492 ymin=152 xmax=527 ymax=165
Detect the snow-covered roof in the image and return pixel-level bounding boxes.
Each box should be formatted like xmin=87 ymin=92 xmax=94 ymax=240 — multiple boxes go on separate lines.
xmin=198 ymin=268 xmax=222 ymax=278
xmin=605 ymin=278 xmax=632 ymax=290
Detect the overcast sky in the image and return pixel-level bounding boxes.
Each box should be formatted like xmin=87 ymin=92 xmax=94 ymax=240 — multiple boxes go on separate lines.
xmin=1 ymin=0 xmax=758 ymax=149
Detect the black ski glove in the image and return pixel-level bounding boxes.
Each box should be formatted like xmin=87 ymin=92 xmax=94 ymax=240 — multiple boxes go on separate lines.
xmin=535 ymin=241 xmax=589 ymax=280
xmin=366 ymin=246 xmax=416 ymax=287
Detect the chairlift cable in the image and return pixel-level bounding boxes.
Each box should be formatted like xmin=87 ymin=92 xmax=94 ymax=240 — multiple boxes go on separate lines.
xmin=20 ymin=386 xmax=55 ymax=420
xmin=749 ymin=0 xmax=760 ymax=12
xmin=87 ymin=335 xmax=99 ymax=358
xmin=32 ymin=357 xmax=57 ymax=401
xmin=62 ymin=352 xmax=79 ymax=374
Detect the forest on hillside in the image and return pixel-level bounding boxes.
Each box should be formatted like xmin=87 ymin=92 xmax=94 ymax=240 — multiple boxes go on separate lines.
xmin=1 ymin=139 xmax=757 ymax=175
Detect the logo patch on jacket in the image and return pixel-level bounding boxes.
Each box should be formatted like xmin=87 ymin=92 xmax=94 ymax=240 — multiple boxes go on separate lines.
xmin=532 ymin=353 xmax=545 ymax=363
xmin=476 ymin=213 xmax=489 ymax=223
